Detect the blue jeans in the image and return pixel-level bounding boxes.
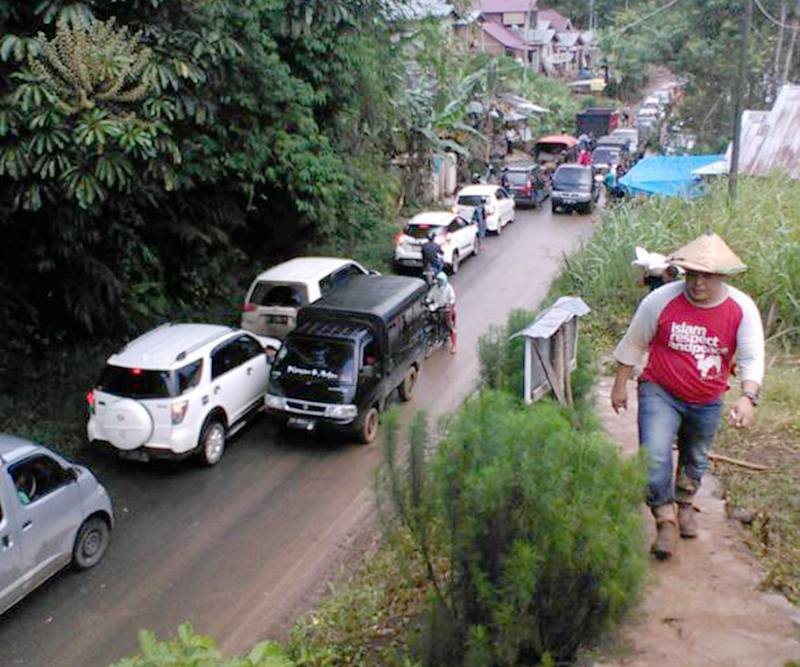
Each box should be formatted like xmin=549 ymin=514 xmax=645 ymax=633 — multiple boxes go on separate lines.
xmin=637 ymin=381 xmax=724 ymax=508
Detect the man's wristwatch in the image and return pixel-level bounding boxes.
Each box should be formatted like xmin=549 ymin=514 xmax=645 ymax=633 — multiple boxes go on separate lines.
xmin=742 ymin=390 xmax=760 ymax=407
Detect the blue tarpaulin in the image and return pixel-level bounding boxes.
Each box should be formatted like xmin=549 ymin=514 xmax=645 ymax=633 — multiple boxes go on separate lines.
xmin=618 ymin=154 xmax=726 ymax=198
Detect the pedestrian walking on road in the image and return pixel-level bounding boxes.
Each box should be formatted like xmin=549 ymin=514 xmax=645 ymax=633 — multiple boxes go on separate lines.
xmin=472 ymin=198 xmax=487 ymax=253
xmin=610 ymin=231 xmax=765 ymax=560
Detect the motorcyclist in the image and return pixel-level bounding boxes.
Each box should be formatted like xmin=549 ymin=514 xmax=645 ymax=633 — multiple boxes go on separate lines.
xmin=421 ymin=230 xmax=444 ymax=281
xmin=426 ymin=271 xmax=457 ymax=354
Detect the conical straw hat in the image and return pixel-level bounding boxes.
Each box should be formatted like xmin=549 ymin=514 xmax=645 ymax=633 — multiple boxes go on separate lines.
xmin=667 ymin=231 xmax=747 ymax=275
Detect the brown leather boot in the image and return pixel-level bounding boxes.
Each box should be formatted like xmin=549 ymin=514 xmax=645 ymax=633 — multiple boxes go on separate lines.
xmin=651 ymin=503 xmax=678 ymax=560
xmin=678 ymin=502 xmax=698 ymax=538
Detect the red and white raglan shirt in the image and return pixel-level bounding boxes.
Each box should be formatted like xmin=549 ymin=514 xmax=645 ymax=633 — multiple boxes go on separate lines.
xmin=614 ymin=281 xmax=765 ymax=404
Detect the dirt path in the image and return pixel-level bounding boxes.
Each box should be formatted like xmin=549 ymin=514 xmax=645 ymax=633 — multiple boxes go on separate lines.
xmin=595 ymin=376 xmax=800 ymax=667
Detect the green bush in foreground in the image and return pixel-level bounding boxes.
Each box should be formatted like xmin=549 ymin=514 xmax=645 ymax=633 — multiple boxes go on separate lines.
xmin=108 ymin=623 xmax=295 ymax=667
xmin=382 ymin=393 xmax=648 ymax=667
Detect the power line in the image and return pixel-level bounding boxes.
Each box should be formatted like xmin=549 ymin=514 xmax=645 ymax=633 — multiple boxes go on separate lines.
xmin=753 ymin=0 xmax=795 ymax=30
xmin=609 ymin=0 xmax=685 ymax=37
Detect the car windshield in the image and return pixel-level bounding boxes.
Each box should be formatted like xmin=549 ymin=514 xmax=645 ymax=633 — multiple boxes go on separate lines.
xmin=591 ymin=148 xmax=620 ymax=163
xmin=554 ymin=168 xmax=591 ymax=189
xmin=98 ymin=365 xmax=175 ymax=398
xmin=249 ymin=282 xmax=307 ymax=308
xmin=504 ymin=171 xmax=530 ymax=185
xmin=405 ymin=223 xmax=445 ymax=239
xmin=273 ymin=337 xmax=356 ymax=386
xmin=457 ymin=195 xmax=485 ymax=207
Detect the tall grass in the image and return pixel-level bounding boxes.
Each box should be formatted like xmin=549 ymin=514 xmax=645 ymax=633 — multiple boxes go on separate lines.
xmin=550 ymin=175 xmax=800 ymax=356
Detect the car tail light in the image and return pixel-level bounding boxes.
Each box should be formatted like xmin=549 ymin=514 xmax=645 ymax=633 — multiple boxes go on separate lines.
xmin=485 ymin=205 xmax=496 ymax=215
xmin=451 ymin=205 xmax=459 ymax=213
xmin=265 ymin=346 xmax=278 ymax=362
xmin=171 ymin=400 xmax=189 ymax=425
xmin=86 ymin=390 xmax=95 ymax=414
xmin=242 ymin=302 xmax=256 ymax=312
xmin=394 ymin=232 xmax=409 ymax=245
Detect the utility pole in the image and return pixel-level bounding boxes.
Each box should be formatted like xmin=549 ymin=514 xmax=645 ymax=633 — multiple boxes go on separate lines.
xmin=782 ymin=0 xmax=800 ymax=83
xmin=772 ymin=1 xmax=787 ymax=98
xmin=729 ymin=0 xmax=753 ymax=204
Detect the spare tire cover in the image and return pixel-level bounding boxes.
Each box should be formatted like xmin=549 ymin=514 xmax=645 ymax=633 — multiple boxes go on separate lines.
xmin=101 ymin=398 xmax=154 ymax=450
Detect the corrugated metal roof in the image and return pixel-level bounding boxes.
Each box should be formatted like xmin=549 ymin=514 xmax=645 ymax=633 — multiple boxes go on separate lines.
xmin=482 ymin=21 xmax=529 ymax=50
xmin=538 ymin=8 xmax=571 ymax=31
xmin=475 ymin=0 xmax=539 ymax=12
xmin=738 ymin=84 xmax=800 ymax=179
xmin=528 ymin=28 xmax=555 ymax=44
xmin=555 ymin=31 xmax=580 ymax=47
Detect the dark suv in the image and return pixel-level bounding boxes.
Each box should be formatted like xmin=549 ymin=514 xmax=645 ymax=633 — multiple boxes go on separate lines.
xmin=501 ymin=163 xmax=550 ymax=208
xmin=551 ymin=165 xmax=597 ymax=214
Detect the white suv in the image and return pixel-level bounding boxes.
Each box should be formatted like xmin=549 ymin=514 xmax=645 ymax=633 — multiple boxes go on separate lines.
xmin=241 ymin=257 xmax=372 ymax=339
xmin=87 ymin=323 xmax=271 ymax=466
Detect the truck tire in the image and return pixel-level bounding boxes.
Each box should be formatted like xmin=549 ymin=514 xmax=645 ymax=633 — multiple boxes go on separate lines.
xmin=358 ymin=407 xmax=380 ymax=444
xmin=398 ymin=365 xmax=418 ymax=402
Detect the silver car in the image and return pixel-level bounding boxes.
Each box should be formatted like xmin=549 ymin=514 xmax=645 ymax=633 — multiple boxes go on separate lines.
xmin=0 ymin=434 xmax=113 ymax=615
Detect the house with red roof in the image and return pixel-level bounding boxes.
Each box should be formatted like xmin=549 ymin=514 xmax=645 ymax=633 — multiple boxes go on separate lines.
xmin=456 ymin=1 xmax=594 ymax=76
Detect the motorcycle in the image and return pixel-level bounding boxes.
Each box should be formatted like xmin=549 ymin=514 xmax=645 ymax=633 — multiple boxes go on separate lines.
xmin=423 ymin=302 xmax=455 ymax=357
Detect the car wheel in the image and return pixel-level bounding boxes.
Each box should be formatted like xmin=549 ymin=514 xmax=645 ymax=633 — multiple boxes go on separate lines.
xmin=359 ymin=406 xmax=380 ymax=444
xmin=495 ymin=219 xmax=502 ymax=235
xmin=398 ymin=365 xmax=418 ymax=402
xmin=73 ymin=517 xmax=110 ymax=570
xmin=509 ymin=209 xmax=516 ymax=223
xmin=199 ymin=419 xmax=226 ymax=466
xmin=450 ymin=251 xmax=460 ymax=274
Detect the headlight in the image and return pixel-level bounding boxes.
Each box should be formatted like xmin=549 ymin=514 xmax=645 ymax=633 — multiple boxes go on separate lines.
xmin=325 ymin=404 xmax=358 ymax=419
xmin=265 ymin=394 xmax=287 ymax=410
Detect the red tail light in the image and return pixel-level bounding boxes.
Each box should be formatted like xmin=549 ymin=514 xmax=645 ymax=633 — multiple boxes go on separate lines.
xmin=486 ymin=205 xmax=496 ymax=215
xmin=395 ymin=232 xmax=408 ymax=245
xmin=86 ymin=390 xmax=95 ymax=414
xmin=171 ymin=400 xmax=189 ymax=425
xmin=242 ymin=302 xmax=256 ymax=312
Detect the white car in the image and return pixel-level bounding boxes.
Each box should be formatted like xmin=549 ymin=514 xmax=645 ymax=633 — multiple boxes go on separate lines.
xmin=0 ymin=434 xmax=114 ymax=615
xmin=241 ymin=257 xmax=372 ymax=340
xmin=87 ymin=323 xmax=272 ymax=466
xmin=394 ymin=211 xmax=477 ymax=273
xmin=610 ymin=128 xmax=640 ymax=155
xmin=454 ymin=184 xmax=515 ymax=234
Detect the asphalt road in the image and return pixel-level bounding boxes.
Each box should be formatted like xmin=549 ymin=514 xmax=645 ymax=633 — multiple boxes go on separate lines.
xmin=0 ymin=203 xmax=595 ymax=667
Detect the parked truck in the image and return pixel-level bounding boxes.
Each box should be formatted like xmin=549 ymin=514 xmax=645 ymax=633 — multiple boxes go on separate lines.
xmin=265 ymin=274 xmax=428 ymax=444
xmin=576 ymin=107 xmax=621 ymax=139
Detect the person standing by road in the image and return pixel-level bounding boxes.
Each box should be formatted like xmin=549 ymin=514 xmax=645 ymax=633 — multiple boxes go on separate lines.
xmin=472 ymin=198 xmax=487 ymax=253
xmin=610 ymin=231 xmax=764 ymax=560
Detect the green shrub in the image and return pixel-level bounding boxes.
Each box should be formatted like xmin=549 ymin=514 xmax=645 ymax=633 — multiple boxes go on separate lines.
xmin=108 ymin=622 xmax=295 ymax=667
xmin=382 ymin=393 xmax=648 ymax=667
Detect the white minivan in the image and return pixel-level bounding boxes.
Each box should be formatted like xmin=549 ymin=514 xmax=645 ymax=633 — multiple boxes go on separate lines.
xmin=240 ymin=257 xmax=373 ymax=339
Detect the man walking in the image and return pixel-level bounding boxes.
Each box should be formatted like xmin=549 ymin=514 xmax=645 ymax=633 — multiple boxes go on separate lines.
xmin=472 ymin=198 xmax=487 ymax=253
xmin=611 ymin=231 xmax=764 ymax=559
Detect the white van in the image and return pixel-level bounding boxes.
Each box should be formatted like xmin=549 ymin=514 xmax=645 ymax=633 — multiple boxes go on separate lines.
xmin=240 ymin=257 xmax=373 ymax=339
